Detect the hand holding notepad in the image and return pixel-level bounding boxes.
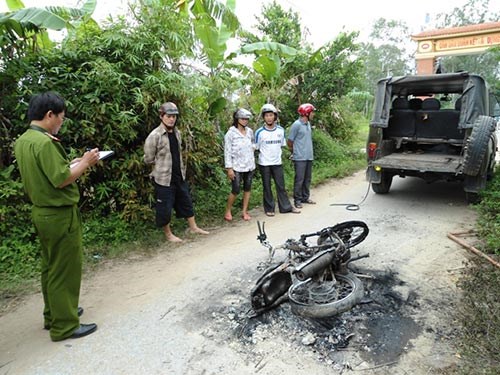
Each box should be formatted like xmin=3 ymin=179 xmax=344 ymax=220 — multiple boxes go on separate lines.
xmin=70 ymin=150 xmax=114 ymax=168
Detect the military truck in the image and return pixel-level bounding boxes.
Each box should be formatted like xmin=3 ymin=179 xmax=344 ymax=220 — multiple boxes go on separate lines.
xmin=366 ymin=72 xmax=498 ymax=203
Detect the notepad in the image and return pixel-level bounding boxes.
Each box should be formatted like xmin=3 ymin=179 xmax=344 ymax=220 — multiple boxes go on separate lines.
xmin=98 ymin=150 xmax=114 ymax=160
xmin=70 ymin=151 xmax=114 ymax=168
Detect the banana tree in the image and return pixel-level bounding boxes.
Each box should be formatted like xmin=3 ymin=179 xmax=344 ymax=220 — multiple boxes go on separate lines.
xmin=239 ymin=41 xmax=299 ymax=82
xmin=177 ymin=0 xmax=239 ymax=70
xmin=176 ymin=0 xmax=240 ymax=118
xmin=0 ymin=0 xmax=98 ymax=50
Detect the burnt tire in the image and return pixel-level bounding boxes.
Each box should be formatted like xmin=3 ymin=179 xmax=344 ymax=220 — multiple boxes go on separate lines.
xmin=462 ymin=116 xmax=496 ymax=176
xmin=371 ymin=172 xmax=392 ymax=194
xmin=288 ymin=273 xmax=363 ymax=318
xmin=317 ymin=221 xmax=369 ymax=249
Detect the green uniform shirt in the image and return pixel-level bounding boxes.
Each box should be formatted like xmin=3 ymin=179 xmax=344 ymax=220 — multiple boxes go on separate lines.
xmin=14 ymin=126 xmax=80 ymax=207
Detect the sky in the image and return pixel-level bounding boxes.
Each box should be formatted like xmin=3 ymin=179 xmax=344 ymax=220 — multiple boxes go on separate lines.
xmin=1 ymin=0 xmax=500 ymax=48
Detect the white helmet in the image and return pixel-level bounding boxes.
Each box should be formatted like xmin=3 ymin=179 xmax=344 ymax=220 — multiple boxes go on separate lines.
xmin=260 ymin=103 xmax=278 ymax=116
xmin=234 ymin=108 xmax=252 ymax=120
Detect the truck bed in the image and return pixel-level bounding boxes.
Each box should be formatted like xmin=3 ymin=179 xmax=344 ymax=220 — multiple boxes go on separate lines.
xmin=374 ymin=153 xmax=462 ymax=174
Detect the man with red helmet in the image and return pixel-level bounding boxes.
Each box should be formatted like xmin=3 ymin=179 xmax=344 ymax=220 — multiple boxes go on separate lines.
xmin=287 ymin=103 xmax=316 ymax=209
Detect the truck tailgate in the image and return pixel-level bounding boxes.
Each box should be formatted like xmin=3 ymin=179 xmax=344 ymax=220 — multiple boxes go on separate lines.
xmin=373 ymin=153 xmax=462 ymax=173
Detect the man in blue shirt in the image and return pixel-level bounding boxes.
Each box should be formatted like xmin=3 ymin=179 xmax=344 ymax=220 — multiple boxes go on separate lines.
xmin=287 ymin=103 xmax=316 ymax=209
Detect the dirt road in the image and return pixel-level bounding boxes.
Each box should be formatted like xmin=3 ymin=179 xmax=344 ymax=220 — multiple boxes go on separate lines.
xmin=0 ymin=172 xmax=476 ymax=374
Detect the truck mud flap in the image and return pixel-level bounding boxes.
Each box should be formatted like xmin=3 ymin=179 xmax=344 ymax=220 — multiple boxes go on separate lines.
xmin=366 ymin=166 xmax=381 ymax=184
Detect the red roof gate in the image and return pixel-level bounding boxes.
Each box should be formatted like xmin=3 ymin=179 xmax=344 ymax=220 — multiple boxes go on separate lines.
xmin=411 ymin=21 xmax=500 ymax=74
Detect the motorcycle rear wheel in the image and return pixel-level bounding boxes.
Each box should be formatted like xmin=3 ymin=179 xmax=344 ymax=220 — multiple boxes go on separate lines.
xmin=288 ymin=272 xmax=363 ymax=318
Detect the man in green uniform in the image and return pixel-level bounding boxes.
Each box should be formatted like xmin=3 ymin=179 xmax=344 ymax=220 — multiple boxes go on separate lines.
xmin=14 ymin=92 xmax=99 ymax=341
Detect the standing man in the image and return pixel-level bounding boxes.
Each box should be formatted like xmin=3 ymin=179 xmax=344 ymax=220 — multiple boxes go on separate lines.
xmin=144 ymin=102 xmax=209 ymax=242
xmin=255 ymin=104 xmax=300 ymax=216
xmin=287 ymin=103 xmax=316 ymax=209
xmin=14 ymin=92 xmax=98 ymax=341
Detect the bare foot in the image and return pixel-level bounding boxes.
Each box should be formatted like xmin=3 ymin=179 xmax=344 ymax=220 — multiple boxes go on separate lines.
xmin=187 ymin=227 xmax=209 ymax=235
xmin=242 ymin=213 xmax=251 ymax=221
xmin=166 ymin=234 xmax=183 ymax=242
xmin=224 ymin=212 xmax=232 ymax=221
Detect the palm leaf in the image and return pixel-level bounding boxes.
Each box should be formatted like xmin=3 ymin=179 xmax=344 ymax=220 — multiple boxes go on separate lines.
xmin=6 ymin=0 xmax=25 ymax=11
xmin=9 ymin=8 xmax=66 ymax=30
xmin=191 ymin=0 xmax=239 ymax=32
xmin=253 ymin=55 xmax=280 ymax=81
xmin=45 ymin=0 xmax=97 ymax=22
xmin=240 ymin=42 xmax=298 ymax=58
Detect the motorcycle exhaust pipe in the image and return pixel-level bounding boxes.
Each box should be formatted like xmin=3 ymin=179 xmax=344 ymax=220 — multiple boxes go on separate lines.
xmin=294 ymin=250 xmax=335 ymax=281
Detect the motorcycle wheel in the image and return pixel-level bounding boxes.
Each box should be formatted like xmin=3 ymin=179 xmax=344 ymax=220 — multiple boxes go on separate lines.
xmin=288 ymin=273 xmax=363 ymax=318
xmin=317 ymin=221 xmax=369 ymax=249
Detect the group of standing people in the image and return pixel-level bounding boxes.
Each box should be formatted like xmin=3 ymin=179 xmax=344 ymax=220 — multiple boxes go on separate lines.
xmin=224 ymin=102 xmax=316 ymax=220
xmin=14 ymin=90 xmax=316 ymax=342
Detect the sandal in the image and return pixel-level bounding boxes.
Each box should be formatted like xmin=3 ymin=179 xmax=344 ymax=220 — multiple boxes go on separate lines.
xmin=265 ymin=212 xmax=275 ymax=217
xmin=305 ymin=199 xmax=316 ymax=204
xmin=290 ymin=207 xmax=301 ymax=214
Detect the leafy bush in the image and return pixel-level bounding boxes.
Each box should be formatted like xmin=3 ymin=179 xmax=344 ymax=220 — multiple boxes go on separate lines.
xmin=0 ymin=166 xmax=39 ymax=282
xmin=477 ymin=170 xmax=500 ymax=254
xmin=312 ymin=128 xmax=366 ymax=181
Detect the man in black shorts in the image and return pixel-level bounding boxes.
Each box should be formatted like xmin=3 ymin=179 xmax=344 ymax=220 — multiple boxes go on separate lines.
xmin=144 ymin=102 xmax=209 ymax=242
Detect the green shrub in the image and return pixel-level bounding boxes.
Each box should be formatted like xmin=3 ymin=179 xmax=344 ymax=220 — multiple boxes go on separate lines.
xmin=0 ymin=166 xmax=40 ymax=282
xmin=312 ymin=129 xmax=366 ymax=182
xmin=477 ymin=170 xmax=500 ymax=254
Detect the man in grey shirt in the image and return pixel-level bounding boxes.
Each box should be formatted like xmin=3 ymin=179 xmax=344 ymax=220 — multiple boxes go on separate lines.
xmin=287 ymin=103 xmax=316 ymax=209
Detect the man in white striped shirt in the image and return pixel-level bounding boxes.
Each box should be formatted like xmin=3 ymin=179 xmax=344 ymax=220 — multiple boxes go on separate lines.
xmin=255 ymin=104 xmax=300 ymax=216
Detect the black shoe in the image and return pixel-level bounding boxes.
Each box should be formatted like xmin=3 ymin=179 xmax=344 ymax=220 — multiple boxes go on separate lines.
xmin=70 ymin=323 xmax=98 ymax=339
xmin=44 ymin=307 xmax=84 ymax=330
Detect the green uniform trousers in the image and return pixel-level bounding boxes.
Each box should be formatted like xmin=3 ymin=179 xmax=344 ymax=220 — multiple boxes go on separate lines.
xmin=32 ymin=205 xmax=83 ymax=341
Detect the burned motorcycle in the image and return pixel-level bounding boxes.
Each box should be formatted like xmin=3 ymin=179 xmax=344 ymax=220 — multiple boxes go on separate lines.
xmin=250 ymin=221 xmax=369 ymax=318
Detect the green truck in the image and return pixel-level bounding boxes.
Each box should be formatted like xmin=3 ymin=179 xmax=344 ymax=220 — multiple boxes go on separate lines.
xmin=367 ymin=72 xmax=498 ymax=203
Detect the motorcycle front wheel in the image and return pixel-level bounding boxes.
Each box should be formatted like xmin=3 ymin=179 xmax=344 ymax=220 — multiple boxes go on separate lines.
xmin=317 ymin=221 xmax=369 ymax=249
xmin=288 ymin=272 xmax=363 ymax=318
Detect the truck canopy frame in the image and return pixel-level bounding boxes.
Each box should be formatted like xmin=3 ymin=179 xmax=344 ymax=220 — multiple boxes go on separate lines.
xmin=370 ymin=72 xmax=489 ymax=130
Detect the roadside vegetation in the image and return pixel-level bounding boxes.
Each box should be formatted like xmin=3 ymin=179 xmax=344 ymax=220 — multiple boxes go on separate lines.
xmin=0 ymin=0 xmax=499 ymax=371
xmin=0 ymin=0 xmax=369 ymax=307
xmin=448 ymin=170 xmax=500 ymax=375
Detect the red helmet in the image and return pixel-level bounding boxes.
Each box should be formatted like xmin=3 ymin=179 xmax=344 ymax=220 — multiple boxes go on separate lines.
xmin=298 ymin=103 xmax=316 ymax=116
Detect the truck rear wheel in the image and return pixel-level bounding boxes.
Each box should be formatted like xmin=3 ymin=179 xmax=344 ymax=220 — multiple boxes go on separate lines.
xmin=371 ymin=172 xmax=393 ymax=194
xmin=462 ymin=116 xmax=496 ymax=176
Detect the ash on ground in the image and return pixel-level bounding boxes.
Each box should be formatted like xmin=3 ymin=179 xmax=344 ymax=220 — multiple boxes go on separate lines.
xmin=203 ymin=265 xmax=425 ymax=369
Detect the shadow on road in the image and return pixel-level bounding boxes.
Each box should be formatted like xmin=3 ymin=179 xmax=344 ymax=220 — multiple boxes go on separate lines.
xmin=370 ymin=176 xmax=468 ymax=206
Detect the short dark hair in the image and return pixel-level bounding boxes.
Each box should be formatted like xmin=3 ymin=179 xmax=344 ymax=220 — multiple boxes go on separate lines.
xmin=27 ymin=92 xmax=66 ymax=121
